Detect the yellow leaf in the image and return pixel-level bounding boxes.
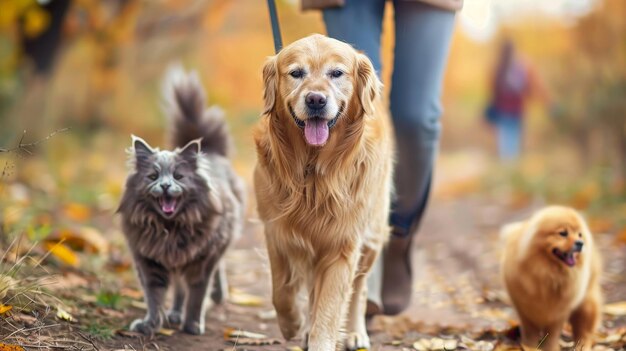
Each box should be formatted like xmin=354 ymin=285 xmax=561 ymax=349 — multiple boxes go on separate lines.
xmin=0 ymin=342 xmax=26 ymax=351
xmin=228 ymin=288 xmax=264 ymax=307
xmin=63 ymin=203 xmax=91 ymax=222
xmin=0 ymin=305 xmax=12 ymax=314
xmin=223 ymin=327 xmax=267 ymax=340
xmin=43 ymin=242 xmax=79 ymax=267
xmin=604 ymin=301 xmax=626 ymax=316
xmin=47 ymin=227 xmax=108 ymax=254
xmin=157 ymin=328 xmax=176 ymax=336
xmin=56 ymin=306 xmax=74 ymax=322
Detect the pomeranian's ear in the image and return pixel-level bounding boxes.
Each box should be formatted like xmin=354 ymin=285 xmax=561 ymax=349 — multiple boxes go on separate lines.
xmin=131 ymin=135 xmax=154 ymax=168
xmin=262 ymin=55 xmax=277 ymax=115
xmin=179 ymin=138 xmax=201 ymax=165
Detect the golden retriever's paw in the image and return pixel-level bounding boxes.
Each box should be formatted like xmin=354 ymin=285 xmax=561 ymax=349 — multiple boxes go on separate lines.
xmin=277 ymin=316 xmax=302 ymax=340
xmin=130 ymin=318 xmax=161 ymax=336
xmin=344 ymin=331 xmax=370 ymax=351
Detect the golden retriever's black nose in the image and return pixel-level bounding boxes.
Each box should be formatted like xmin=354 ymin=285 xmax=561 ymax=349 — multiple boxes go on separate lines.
xmin=306 ymin=92 xmax=327 ymax=110
xmin=574 ymin=240 xmax=584 ymax=251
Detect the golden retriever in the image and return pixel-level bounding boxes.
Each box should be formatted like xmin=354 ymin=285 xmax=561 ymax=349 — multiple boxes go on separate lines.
xmin=253 ymin=34 xmax=393 ymax=350
xmin=501 ymin=206 xmax=602 ymax=351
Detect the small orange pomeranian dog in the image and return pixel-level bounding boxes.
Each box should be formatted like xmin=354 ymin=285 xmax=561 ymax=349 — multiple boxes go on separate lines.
xmin=501 ymin=206 xmax=602 ymax=351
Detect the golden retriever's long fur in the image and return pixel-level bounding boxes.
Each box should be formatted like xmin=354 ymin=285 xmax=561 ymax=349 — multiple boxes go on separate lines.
xmin=501 ymin=206 xmax=602 ymax=351
xmin=253 ymin=34 xmax=393 ymax=350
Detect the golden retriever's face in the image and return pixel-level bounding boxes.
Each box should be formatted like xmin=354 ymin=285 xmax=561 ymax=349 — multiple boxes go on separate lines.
xmin=262 ymin=34 xmax=380 ymax=147
xmin=529 ymin=207 xmax=590 ymax=268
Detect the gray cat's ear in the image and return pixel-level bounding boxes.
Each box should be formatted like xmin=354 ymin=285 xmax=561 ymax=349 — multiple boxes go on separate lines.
xmin=131 ymin=135 xmax=154 ymax=168
xmin=179 ymin=138 xmax=201 ymax=165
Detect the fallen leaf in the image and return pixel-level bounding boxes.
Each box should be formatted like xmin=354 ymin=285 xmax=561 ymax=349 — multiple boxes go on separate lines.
xmin=120 ymin=287 xmax=143 ymax=299
xmin=223 ymin=327 xmax=267 ymax=339
xmin=229 ymin=288 xmax=264 ymax=307
xmin=56 ymin=306 xmax=74 ymax=322
xmin=0 ymin=305 xmax=12 ymax=314
xmin=12 ymin=313 xmax=37 ymax=326
xmin=47 ymin=227 xmax=108 ymax=254
xmin=130 ymin=300 xmax=147 ymax=310
xmin=0 ymin=343 xmax=25 ymax=351
xmin=287 ymin=347 xmax=304 ymax=351
xmin=225 ymin=337 xmax=281 ymax=346
xmin=43 ymin=242 xmax=79 ymax=267
xmin=604 ymin=301 xmax=626 ymax=316
xmin=63 ymin=203 xmax=91 ymax=222
xmin=257 ymin=309 xmax=276 ymax=320
xmin=413 ymin=339 xmax=430 ymax=351
xmin=444 ymin=339 xmax=458 ymax=350
xmin=158 ymin=328 xmax=176 ymax=336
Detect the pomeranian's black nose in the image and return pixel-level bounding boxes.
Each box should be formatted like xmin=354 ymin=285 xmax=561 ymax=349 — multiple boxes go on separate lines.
xmin=306 ymin=92 xmax=327 ymax=110
xmin=574 ymin=240 xmax=584 ymax=251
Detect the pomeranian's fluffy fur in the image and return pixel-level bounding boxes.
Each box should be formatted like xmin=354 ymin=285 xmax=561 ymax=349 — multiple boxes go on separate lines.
xmin=501 ymin=206 xmax=602 ymax=351
xmin=118 ymin=66 xmax=245 ymax=336
xmin=254 ymin=34 xmax=393 ymax=350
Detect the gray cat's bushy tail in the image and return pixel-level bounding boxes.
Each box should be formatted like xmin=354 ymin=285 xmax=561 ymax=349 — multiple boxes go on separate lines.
xmin=163 ymin=64 xmax=231 ymax=156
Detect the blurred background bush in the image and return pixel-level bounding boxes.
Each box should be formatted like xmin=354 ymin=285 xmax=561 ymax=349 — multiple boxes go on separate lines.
xmin=0 ymin=0 xmax=624 ymax=242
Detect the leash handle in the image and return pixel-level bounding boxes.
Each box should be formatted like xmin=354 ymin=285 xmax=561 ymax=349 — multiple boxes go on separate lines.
xmin=267 ymin=0 xmax=283 ymax=54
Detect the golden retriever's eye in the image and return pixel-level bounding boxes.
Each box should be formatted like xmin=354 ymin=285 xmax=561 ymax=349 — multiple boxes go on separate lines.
xmin=330 ymin=69 xmax=344 ymax=78
xmin=148 ymin=173 xmax=158 ymax=181
xmin=289 ymin=69 xmax=305 ymax=79
xmin=578 ymin=232 xmax=582 ymax=238
xmin=174 ymin=173 xmax=183 ymax=180
xmin=559 ymin=230 xmax=568 ymax=237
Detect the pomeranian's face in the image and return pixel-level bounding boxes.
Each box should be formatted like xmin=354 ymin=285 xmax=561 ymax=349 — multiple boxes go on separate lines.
xmin=530 ymin=207 xmax=590 ymax=268
xmin=130 ymin=136 xmax=202 ymax=219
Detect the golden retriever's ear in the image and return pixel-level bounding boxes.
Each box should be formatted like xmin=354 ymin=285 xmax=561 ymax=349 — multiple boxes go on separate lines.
xmin=262 ymin=56 xmax=278 ymax=115
xmin=356 ymin=53 xmax=382 ymax=116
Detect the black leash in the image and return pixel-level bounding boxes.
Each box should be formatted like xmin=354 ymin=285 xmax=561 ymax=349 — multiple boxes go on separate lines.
xmin=266 ymin=0 xmax=283 ymax=54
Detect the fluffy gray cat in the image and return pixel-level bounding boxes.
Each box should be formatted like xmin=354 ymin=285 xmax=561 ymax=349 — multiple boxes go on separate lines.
xmin=117 ymin=66 xmax=245 ymax=336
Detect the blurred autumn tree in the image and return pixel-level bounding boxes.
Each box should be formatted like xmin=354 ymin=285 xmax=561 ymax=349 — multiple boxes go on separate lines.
xmin=551 ymin=0 xmax=626 ymax=188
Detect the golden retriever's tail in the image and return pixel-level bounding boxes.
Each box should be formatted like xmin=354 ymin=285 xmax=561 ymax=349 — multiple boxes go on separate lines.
xmin=163 ymin=64 xmax=231 ymax=156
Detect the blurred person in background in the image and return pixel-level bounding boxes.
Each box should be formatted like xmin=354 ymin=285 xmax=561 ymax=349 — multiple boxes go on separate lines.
xmin=301 ymin=0 xmax=462 ymax=316
xmin=486 ymin=39 xmax=549 ymax=162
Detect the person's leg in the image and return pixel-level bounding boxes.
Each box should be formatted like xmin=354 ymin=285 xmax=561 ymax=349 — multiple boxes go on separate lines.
xmin=323 ymin=0 xmax=387 ymax=314
xmin=497 ymin=115 xmax=522 ymax=161
xmin=383 ymin=0 xmax=456 ymax=315
xmin=323 ymin=0 xmax=386 ymax=73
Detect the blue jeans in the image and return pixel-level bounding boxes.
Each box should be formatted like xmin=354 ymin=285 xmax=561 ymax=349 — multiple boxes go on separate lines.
xmin=324 ymin=1 xmax=455 ymax=235
xmin=496 ymin=113 xmax=522 ymax=161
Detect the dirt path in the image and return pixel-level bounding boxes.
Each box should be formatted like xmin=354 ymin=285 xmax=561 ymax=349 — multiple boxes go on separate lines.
xmin=98 ymin=192 xmax=626 ymax=350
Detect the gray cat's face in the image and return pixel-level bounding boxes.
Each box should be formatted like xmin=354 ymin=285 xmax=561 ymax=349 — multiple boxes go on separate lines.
xmin=130 ymin=136 xmax=202 ymax=219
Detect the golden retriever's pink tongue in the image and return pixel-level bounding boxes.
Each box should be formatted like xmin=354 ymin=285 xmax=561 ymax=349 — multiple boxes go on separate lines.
xmin=304 ymin=119 xmax=329 ymax=146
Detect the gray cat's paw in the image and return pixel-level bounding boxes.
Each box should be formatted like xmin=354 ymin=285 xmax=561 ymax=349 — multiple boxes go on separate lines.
xmin=130 ymin=318 xmax=160 ymax=336
xmin=167 ymin=311 xmax=182 ymax=325
xmin=182 ymin=320 xmax=205 ymax=335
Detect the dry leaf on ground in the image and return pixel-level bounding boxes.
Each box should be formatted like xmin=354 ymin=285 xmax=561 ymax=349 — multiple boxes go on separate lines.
xmin=42 ymin=242 xmax=79 ymax=267
xmin=604 ymin=301 xmax=626 ymax=316
xmin=229 ymin=288 xmax=264 ymax=307
xmin=0 ymin=343 xmax=25 ymax=351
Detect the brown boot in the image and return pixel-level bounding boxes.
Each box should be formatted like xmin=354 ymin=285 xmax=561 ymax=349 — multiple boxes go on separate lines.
xmin=381 ymin=230 xmax=414 ymax=315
